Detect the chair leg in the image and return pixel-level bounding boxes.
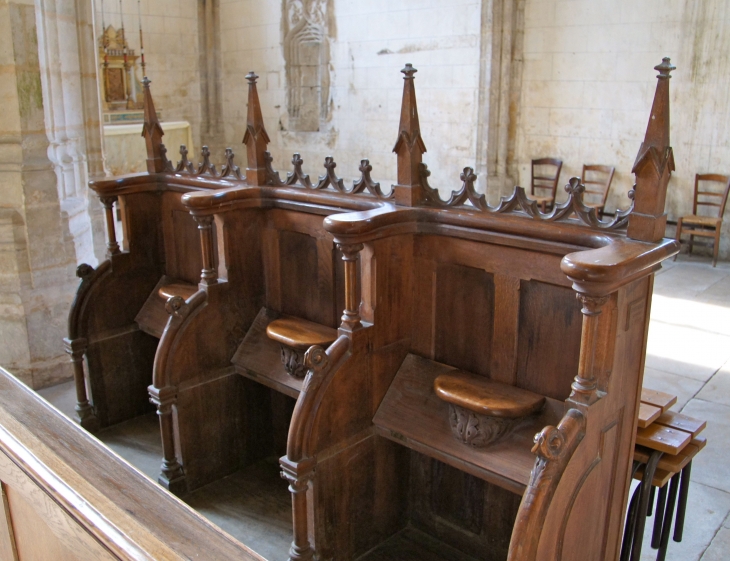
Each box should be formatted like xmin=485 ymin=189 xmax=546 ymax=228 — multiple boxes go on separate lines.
xmin=630 ymin=450 xmax=662 ymax=561
xmin=648 ymin=485 xmax=656 ymax=516
xmin=621 ymin=482 xmax=642 ymax=561
xmin=673 ymin=461 xmax=693 ymax=542
xmin=689 ymin=233 xmax=694 ymax=256
xmin=713 ymin=230 xmax=720 ymax=267
xmin=651 ymin=485 xmax=668 ymax=548
xmin=656 ymin=473 xmax=681 ymax=561
xmin=674 ymin=218 xmax=683 ymax=261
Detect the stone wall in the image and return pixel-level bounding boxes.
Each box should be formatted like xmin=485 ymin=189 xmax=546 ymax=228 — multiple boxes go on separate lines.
xmin=516 ymin=0 xmax=730 ymax=257
xmin=218 ymin=0 xmax=487 ymax=191
xmin=0 ymin=0 xmax=79 ymax=388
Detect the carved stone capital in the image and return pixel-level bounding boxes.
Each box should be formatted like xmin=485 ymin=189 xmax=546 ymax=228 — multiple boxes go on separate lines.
xmin=576 ymin=293 xmax=609 ymax=316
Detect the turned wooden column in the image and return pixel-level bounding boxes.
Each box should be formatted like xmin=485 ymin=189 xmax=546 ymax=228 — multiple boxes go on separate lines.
xmin=280 ymin=457 xmax=316 ymax=561
xmin=569 ymin=293 xmax=609 ymax=406
xmin=194 ymin=215 xmax=217 ymax=285
xmin=62 ymin=337 xmax=98 ymax=432
xmin=99 ymin=196 xmax=120 ymax=255
xmin=149 ymin=386 xmax=185 ymax=494
xmin=337 ymin=242 xmax=364 ymax=332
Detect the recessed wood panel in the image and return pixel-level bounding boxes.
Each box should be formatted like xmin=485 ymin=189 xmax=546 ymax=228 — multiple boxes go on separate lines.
xmin=516 ymin=280 xmax=582 ymax=400
xmin=278 ymin=230 xmax=319 ymax=321
xmin=434 ymin=264 xmax=494 ymax=377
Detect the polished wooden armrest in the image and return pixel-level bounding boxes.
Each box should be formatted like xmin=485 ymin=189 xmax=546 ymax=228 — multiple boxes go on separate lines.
xmin=434 ymin=371 xmax=545 ymax=419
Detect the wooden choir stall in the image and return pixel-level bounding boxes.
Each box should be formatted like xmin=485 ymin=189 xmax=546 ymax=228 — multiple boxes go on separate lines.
xmin=2 ymin=58 xmax=680 ymax=560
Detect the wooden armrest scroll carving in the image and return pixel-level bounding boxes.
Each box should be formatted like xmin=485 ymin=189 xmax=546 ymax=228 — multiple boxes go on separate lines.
xmin=507 ymin=408 xmax=586 ymax=561
xmin=286 ymin=335 xmax=352 ymax=462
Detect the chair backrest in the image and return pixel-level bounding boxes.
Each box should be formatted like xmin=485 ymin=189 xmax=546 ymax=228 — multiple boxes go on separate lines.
xmin=580 ymin=164 xmax=615 ymax=208
xmin=530 ymin=158 xmax=563 ymax=199
xmin=693 ymin=173 xmax=730 ymax=219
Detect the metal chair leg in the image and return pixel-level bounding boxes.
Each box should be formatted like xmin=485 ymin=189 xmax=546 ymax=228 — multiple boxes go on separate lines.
xmin=648 ymin=485 xmax=656 ymax=516
xmin=656 ymin=473 xmax=681 ymax=561
xmin=651 ymin=485 xmax=668 ymax=548
xmin=673 ymin=460 xmax=693 ymax=542
xmin=621 ymin=482 xmax=642 ymax=561
xmin=630 ymin=450 xmax=662 ymax=561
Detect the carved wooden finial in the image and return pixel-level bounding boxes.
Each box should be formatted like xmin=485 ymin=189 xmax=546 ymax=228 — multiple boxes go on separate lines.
xmin=628 ymin=58 xmax=676 ymax=242
xmin=242 ymin=70 xmax=271 ymax=186
xmin=393 ymin=63 xmax=427 ymax=207
xmin=141 ymin=76 xmax=166 ymax=174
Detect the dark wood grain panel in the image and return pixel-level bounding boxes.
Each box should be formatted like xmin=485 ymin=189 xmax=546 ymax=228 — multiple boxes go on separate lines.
xmin=434 ymin=264 xmax=494 ymax=377
xmin=515 ymin=280 xmax=582 ymax=400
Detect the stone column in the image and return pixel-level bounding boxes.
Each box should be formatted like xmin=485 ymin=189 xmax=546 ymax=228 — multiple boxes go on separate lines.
xmin=0 ymin=0 xmax=78 ymax=388
xmin=34 ymin=0 xmax=107 ymax=266
xmin=475 ymin=0 xmax=526 ymax=199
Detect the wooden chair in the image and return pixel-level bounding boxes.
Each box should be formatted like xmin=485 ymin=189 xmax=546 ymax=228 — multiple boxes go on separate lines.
xmin=530 ymin=157 xmax=563 ymax=212
xmin=581 ymin=164 xmax=615 ymax=218
xmin=674 ymin=173 xmax=730 ymax=266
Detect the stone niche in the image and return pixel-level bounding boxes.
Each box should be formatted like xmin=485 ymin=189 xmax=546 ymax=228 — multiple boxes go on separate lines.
xmin=282 ymin=0 xmax=334 ymax=132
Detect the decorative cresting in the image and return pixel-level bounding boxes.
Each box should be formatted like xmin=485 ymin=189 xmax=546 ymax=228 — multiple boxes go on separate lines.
xmin=569 ymin=293 xmax=610 ymax=406
xmin=265 ymin=152 xmax=392 ymax=199
xmin=628 ymin=57 xmax=675 ymax=242
xmin=507 ymin=409 xmax=586 ymax=561
xmin=421 ymin=171 xmax=635 ymax=229
xmin=393 ymin=63 xmax=428 ymax=207
xmin=64 ymin=262 xmax=109 ymax=433
xmin=434 ymin=371 xmax=546 ymax=448
xmin=148 ymin=291 xmax=207 ymax=495
xmin=141 ymin=77 xmax=166 ymax=173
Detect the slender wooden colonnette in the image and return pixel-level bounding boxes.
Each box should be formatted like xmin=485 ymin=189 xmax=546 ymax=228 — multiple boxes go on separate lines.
xmin=64 ymin=58 xmax=678 ymax=560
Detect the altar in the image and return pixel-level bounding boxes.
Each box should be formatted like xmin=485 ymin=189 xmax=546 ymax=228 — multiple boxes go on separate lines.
xmin=102 ymin=121 xmax=194 ymax=175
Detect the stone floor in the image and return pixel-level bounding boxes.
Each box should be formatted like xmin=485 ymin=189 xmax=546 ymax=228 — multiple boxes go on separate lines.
xmin=37 ymin=254 xmax=730 ymax=561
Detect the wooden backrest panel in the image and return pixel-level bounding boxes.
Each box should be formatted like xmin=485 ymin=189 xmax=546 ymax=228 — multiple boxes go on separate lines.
xmin=433 ymin=263 xmax=495 ymax=377
xmin=516 ymin=281 xmax=583 ymax=400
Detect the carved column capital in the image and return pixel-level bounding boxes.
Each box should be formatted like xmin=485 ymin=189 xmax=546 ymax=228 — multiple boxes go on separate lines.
xmin=336 ymin=242 xmax=364 ymax=259
xmin=98 ymin=195 xmax=117 ymax=209
xmin=576 ymin=293 xmax=609 ymax=316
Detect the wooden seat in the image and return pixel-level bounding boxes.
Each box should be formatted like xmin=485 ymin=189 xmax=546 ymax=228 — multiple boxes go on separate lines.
xmin=674 ymin=173 xmax=730 ymax=266
xmin=581 ymin=164 xmax=615 ymax=218
xmin=434 ymin=371 xmax=545 ymax=418
xmin=158 ymin=281 xmax=198 ymax=301
xmin=529 ymin=157 xmax=563 ymax=212
xmin=266 ymin=317 xmax=338 ymax=350
xmin=266 ymin=317 xmax=338 ymax=378
xmin=434 ymin=371 xmax=545 ymax=447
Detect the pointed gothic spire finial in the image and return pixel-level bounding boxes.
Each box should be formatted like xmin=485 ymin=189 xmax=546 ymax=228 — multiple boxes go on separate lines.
xmin=628 ymin=58 xmax=676 ymax=242
xmin=242 ymin=70 xmax=271 ymax=186
xmin=393 ymin=63 xmax=427 ymax=206
xmin=141 ymin=76 xmax=166 ymax=173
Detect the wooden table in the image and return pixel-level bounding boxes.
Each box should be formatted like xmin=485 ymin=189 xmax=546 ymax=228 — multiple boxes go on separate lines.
xmin=621 ymin=388 xmax=707 ymax=561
